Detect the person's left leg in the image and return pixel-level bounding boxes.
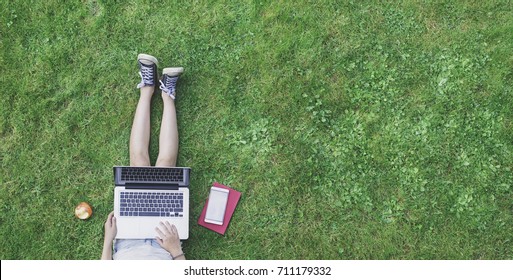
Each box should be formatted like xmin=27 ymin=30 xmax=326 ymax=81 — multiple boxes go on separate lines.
xmin=155 ymin=91 xmax=179 ymax=167
xmin=156 ymin=67 xmax=184 ymax=167
xmin=129 ymin=86 xmax=153 ymax=166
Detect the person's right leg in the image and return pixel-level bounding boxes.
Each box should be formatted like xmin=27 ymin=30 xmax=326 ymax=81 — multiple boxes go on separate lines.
xmin=156 ymin=67 xmax=184 ymax=167
xmin=129 ymin=54 xmax=158 ymax=166
xmin=155 ymin=91 xmax=179 ymax=167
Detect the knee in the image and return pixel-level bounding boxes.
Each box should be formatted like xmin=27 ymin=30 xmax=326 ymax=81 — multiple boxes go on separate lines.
xmin=130 ymin=152 xmax=150 ymax=166
xmin=155 ymin=155 xmax=177 ymax=167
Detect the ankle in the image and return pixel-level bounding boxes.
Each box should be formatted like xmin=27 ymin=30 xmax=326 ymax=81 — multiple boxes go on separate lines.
xmin=161 ymin=91 xmax=175 ymax=101
xmin=140 ymin=86 xmax=155 ymax=96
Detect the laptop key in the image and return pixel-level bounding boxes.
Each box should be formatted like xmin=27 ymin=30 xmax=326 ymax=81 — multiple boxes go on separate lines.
xmin=139 ymin=212 xmax=160 ymax=217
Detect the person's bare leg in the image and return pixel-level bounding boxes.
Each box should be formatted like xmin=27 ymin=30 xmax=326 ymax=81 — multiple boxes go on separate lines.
xmin=129 ymin=54 xmax=158 ymax=166
xmin=155 ymin=91 xmax=178 ymax=167
xmin=129 ymin=86 xmax=153 ymax=166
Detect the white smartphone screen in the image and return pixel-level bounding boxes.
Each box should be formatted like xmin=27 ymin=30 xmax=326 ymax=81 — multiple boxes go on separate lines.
xmin=205 ymin=187 xmax=229 ymax=225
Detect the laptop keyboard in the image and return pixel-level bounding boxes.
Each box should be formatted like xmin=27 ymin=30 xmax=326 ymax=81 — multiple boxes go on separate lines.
xmin=120 ymin=191 xmax=184 ymax=217
xmin=120 ymin=167 xmax=184 ymax=183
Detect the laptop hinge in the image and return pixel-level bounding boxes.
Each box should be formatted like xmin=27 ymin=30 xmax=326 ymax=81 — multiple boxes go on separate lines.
xmin=124 ymin=183 xmax=179 ymax=190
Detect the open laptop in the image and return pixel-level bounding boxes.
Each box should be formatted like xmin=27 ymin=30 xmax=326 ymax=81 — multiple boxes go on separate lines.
xmin=113 ymin=166 xmax=191 ymax=240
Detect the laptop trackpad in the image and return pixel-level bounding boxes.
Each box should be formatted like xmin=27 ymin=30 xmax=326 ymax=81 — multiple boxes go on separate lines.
xmin=117 ymin=217 xmax=187 ymax=239
xmin=116 ymin=217 xmax=144 ymax=239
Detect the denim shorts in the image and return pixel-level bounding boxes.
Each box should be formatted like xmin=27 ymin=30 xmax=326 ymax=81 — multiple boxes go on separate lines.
xmin=114 ymin=239 xmax=161 ymax=252
xmin=113 ymin=239 xmax=172 ymax=260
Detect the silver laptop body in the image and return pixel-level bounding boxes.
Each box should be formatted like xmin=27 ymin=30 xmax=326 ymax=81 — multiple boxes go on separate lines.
xmin=113 ymin=166 xmax=191 ymax=240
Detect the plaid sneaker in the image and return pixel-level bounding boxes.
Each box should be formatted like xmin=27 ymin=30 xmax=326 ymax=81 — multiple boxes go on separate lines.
xmin=159 ymin=67 xmax=184 ymax=99
xmin=136 ymin=54 xmax=158 ymax=89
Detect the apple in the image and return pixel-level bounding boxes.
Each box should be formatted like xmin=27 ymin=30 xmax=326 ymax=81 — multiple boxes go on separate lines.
xmin=75 ymin=202 xmax=93 ymax=220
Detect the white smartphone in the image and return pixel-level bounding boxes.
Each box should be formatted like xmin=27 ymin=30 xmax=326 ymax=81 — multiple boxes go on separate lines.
xmin=204 ymin=186 xmax=229 ymax=225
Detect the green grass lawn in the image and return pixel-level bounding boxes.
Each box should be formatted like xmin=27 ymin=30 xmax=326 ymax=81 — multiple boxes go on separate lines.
xmin=1 ymin=0 xmax=513 ymax=259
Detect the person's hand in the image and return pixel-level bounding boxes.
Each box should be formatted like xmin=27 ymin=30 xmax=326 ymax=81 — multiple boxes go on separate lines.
xmin=103 ymin=211 xmax=117 ymax=242
xmin=155 ymin=221 xmax=183 ymax=257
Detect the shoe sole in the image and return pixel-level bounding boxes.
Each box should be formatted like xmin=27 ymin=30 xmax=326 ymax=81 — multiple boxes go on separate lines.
xmin=163 ymin=67 xmax=184 ymax=77
xmin=138 ymin=54 xmax=158 ymax=65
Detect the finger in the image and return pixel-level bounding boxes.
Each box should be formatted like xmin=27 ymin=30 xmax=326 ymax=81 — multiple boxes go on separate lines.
xmin=155 ymin=237 xmax=163 ymax=247
xmin=164 ymin=221 xmax=173 ymax=232
xmin=170 ymin=224 xmax=178 ymax=234
xmin=155 ymin=227 xmax=166 ymax=239
xmin=106 ymin=212 xmax=114 ymax=225
xmin=160 ymin=221 xmax=171 ymax=234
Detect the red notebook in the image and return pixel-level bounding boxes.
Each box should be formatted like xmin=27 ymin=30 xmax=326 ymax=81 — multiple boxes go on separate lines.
xmin=198 ymin=182 xmax=241 ymax=235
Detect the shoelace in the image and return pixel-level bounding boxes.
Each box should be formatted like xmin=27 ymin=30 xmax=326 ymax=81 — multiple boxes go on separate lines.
xmin=159 ymin=75 xmax=179 ymax=99
xmin=136 ymin=63 xmax=155 ymax=89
